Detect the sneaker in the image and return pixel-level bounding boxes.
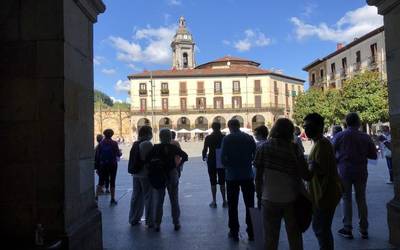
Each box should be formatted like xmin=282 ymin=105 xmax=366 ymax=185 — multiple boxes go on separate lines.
xmin=386 ymin=180 xmax=393 ymax=184
xmin=105 ymin=189 xmax=111 ymax=193
xmin=110 ymin=199 xmax=118 ymax=205
xmin=209 ymin=201 xmax=217 ymax=208
xmin=174 ymin=224 xmax=181 ymax=231
xmin=228 ymin=231 xmax=239 ymax=242
xmin=222 ymin=201 xmax=228 ymax=208
xmin=338 ymin=228 xmax=354 ymax=239
xmin=359 ymin=231 xmax=369 ymax=239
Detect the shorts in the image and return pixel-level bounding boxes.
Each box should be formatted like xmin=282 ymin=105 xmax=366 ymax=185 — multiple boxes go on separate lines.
xmin=98 ymin=164 xmax=118 ymax=188
xmin=207 ymin=161 xmax=225 ymax=185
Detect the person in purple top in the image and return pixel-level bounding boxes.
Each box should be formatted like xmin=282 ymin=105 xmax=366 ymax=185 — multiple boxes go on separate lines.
xmin=333 ymin=112 xmax=377 ymax=239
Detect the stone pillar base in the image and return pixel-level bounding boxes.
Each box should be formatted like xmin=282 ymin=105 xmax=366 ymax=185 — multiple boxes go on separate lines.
xmin=388 ymin=199 xmax=400 ymax=246
xmin=64 ymin=209 xmax=103 ymax=250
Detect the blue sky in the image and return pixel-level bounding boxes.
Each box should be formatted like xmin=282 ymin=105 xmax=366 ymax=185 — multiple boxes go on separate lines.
xmin=94 ymin=0 xmax=383 ymax=103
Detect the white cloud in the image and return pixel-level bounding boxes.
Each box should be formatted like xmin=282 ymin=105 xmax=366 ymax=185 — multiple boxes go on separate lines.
xmin=231 ymin=29 xmax=271 ymax=52
xmin=93 ymin=56 xmax=105 ymax=66
xmin=115 ymin=79 xmax=131 ymax=92
xmin=301 ymin=2 xmax=317 ymax=17
xmin=167 ymin=0 xmax=181 ymax=6
xmin=101 ymin=68 xmax=116 ymax=75
xmin=290 ymin=5 xmax=383 ymax=43
xmin=110 ymin=96 xmax=123 ymax=104
xmin=127 ymin=64 xmax=141 ymax=71
xmin=109 ymin=25 xmax=177 ymax=65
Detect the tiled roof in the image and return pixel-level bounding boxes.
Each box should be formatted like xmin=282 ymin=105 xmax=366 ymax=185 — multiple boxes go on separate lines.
xmin=128 ymin=64 xmax=304 ymax=83
xmin=196 ymin=56 xmax=260 ymax=68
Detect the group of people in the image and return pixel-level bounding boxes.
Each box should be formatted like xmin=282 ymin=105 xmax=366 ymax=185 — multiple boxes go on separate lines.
xmin=94 ymin=110 xmax=386 ymax=250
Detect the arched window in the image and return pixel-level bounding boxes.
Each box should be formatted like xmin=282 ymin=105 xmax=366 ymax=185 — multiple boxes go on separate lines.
xmin=183 ymin=52 xmax=188 ymax=68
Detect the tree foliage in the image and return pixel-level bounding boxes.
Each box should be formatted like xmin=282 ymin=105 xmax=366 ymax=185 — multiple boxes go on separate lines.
xmin=342 ymin=71 xmax=388 ymax=125
xmin=94 ymin=89 xmax=113 ymax=107
xmin=293 ymin=71 xmax=388 ymax=128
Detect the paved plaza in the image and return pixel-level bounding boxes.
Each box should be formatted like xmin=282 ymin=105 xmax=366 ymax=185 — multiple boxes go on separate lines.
xmin=97 ymin=142 xmax=397 ymax=250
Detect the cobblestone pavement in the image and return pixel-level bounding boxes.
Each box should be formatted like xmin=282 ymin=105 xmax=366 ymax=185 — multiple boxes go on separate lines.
xmin=98 ymin=142 xmax=397 ymax=250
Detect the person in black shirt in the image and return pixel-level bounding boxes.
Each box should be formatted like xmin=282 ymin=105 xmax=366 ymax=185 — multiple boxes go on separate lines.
xmin=202 ymin=122 xmax=227 ymax=208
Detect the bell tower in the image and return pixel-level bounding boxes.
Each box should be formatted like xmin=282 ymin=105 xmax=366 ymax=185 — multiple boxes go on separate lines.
xmin=171 ymin=16 xmax=195 ymax=69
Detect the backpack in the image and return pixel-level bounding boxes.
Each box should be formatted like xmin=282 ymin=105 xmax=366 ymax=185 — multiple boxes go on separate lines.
xmin=128 ymin=140 xmax=145 ymax=174
xmin=99 ymin=141 xmax=115 ymax=165
xmin=147 ymin=144 xmax=175 ymax=189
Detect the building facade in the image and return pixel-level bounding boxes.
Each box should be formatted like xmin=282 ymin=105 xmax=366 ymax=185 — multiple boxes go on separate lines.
xmin=303 ymin=26 xmax=386 ymax=89
xmin=128 ymin=17 xmax=305 ymax=134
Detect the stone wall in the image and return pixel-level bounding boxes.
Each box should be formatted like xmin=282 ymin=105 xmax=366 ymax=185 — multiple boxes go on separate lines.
xmin=94 ymin=109 xmax=133 ymax=142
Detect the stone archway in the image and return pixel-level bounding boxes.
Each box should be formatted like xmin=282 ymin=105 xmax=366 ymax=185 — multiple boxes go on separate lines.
xmin=213 ymin=116 xmax=226 ymax=129
xmin=159 ymin=117 xmax=172 ymax=129
xmin=177 ymin=117 xmax=191 ymax=130
xmin=232 ymin=115 xmax=244 ymax=127
xmin=137 ymin=118 xmax=151 ymax=132
xmin=195 ymin=116 xmax=208 ymax=130
xmin=252 ymin=115 xmax=265 ymax=129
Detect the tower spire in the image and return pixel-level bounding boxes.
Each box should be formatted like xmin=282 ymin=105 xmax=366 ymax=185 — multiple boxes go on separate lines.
xmin=171 ymin=16 xmax=195 ymax=69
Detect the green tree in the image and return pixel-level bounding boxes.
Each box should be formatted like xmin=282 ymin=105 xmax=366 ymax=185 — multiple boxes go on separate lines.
xmin=341 ymin=71 xmax=389 ymax=126
xmin=94 ymin=89 xmax=113 ymax=107
xmin=320 ymin=88 xmax=344 ymax=127
xmin=293 ymin=88 xmax=325 ymax=125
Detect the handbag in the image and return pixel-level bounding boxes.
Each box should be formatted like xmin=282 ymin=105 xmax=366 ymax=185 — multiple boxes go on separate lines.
xmin=293 ymin=189 xmax=313 ymax=233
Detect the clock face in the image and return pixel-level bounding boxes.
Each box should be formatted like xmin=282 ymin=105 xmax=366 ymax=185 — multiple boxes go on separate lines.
xmin=184 ymin=34 xmax=188 ymax=39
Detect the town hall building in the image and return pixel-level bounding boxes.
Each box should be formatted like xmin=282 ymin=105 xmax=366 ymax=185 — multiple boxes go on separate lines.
xmin=128 ymin=17 xmax=305 ymax=134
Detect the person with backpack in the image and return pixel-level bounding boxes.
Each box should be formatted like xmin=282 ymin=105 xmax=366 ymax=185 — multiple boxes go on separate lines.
xmin=94 ymin=134 xmax=104 ymax=193
xmin=202 ymin=122 xmax=227 ymax=208
xmin=95 ymin=129 xmax=122 ymax=205
xmin=147 ymin=129 xmax=188 ymax=232
xmin=128 ymin=126 xmax=154 ymax=227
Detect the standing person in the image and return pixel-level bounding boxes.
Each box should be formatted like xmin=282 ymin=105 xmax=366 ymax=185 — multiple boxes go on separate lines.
xmin=304 ymin=113 xmax=342 ymax=250
xmin=254 ymin=125 xmax=269 ymax=148
xmin=148 ymin=129 xmax=188 ymax=232
xmin=333 ymin=112 xmax=377 ymax=239
xmin=294 ymin=126 xmax=305 ymax=154
xmin=128 ymin=126 xmax=154 ymax=227
xmin=202 ymin=122 xmax=227 ymax=208
xmin=221 ymin=119 xmax=256 ymax=242
xmin=94 ymin=134 xmax=104 ymax=194
xmin=254 ymin=118 xmax=311 ymax=250
xmin=95 ymin=129 xmax=122 ymax=205
xmin=381 ymin=125 xmax=393 ymax=184
xmin=171 ymin=131 xmax=184 ymax=176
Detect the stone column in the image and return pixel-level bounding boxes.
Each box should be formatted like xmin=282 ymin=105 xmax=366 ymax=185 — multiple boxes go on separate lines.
xmin=0 ymin=0 xmax=105 ymax=249
xmin=368 ymin=0 xmax=400 ymax=246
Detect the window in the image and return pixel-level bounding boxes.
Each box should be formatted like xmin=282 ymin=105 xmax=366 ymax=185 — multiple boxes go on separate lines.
xmin=370 ymin=43 xmax=377 ymax=59
xmin=162 ymin=98 xmax=168 ymax=112
xmin=274 ymin=95 xmax=279 ymax=107
xmin=179 ymin=82 xmax=187 ymax=95
xmin=285 ymin=84 xmax=289 ymax=109
xmin=232 ymin=96 xmax=242 ymax=109
xmin=183 ymin=52 xmax=188 ymax=68
xmin=356 ymin=51 xmax=361 ymax=63
xmin=274 ymin=81 xmax=279 ymax=93
xmin=255 ymin=96 xmax=261 ymax=108
xmin=214 ymin=81 xmax=222 ymax=94
xmin=161 ymin=82 xmax=169 ymax=95
xmin=233 ymin=81 xmax=240 ymax=93
xmin=254 ymin=80 xmax=261 ymax=93
xmin=320 ymin=69 xmax=324 ymax=78
xmin=197 ymin=81 xmax=205 ymax=95
xmin=214 ymin=97 xmax=224 ymax=109
xmin=139 ymin=83 xmax=147 ymax=95
xmin=311 ymin=74 xmax=315 ymax=84
xmin=196 ymin=97 xmax=206 ymax=110
xmin=341 ymin=57 xmax=347 ymax=77
xmin=140 ymin=98 xmax=147 ymax=112
xmin=330 ymin=63 xmax=336 ymax=79
xmin=180 ymin=98 xmax=187 ymax=111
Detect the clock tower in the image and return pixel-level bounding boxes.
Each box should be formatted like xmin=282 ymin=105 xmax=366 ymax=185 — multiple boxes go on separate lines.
xmin=171 ymin=16 xmax=196 ymax=69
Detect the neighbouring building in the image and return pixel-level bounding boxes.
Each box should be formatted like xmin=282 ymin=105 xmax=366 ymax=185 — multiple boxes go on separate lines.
xmin=128 ymin=17 xmax=305 ymax=135
xmin=303 ymin=26 xmax=386 ymax=90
